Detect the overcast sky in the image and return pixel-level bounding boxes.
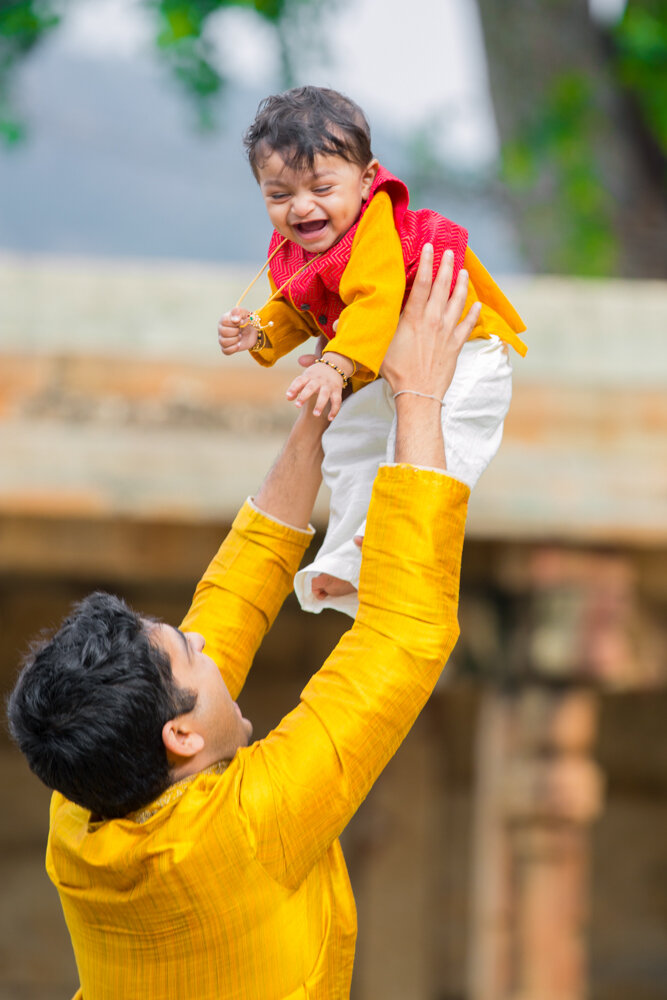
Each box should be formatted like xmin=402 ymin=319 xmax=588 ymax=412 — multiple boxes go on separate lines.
xmin=58 ymin=0 xmax=500 ymax=168
xmin=57 ymin=0 xmax=628 ymax=168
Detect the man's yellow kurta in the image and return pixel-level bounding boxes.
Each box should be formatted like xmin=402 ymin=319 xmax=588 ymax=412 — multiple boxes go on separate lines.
xmin=46 ymin=465 xmax=469 ymax=999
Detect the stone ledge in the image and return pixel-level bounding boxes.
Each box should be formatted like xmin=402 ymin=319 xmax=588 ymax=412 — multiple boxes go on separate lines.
xmin=2 ymin=254 xmax=666 ymax=547
xmin=2 ymin=354 xmax=665 ymax=543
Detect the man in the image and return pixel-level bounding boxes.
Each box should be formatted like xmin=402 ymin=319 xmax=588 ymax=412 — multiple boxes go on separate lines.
xmin=8 ymin=246 xmax=480 ymax=999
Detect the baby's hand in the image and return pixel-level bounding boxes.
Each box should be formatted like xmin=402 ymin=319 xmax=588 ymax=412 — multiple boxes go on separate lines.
xmin=286 ymin=360 xmax=345 ymax=419
xmin=218 ymin=309 xmax=259 ymax=355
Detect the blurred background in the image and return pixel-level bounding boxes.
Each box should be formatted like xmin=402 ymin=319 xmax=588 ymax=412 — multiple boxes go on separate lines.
xmin=1 ymin=0 xmax=666 ymax=997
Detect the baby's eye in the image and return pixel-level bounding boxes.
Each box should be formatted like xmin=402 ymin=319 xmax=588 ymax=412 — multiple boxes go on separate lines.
xmin=314 ymin=186 xmax=332 ymax=194
xmin=269 ymin=192 xmax=288 ymax=201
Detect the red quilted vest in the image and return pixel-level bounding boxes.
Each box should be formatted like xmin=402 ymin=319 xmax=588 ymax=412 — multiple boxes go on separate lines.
xmin=267 ymin=165 xmax=469 ymax=341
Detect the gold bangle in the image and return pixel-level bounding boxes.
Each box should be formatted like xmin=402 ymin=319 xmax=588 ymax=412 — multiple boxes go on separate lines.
xmin=316 ymin=358 xmax=349 ymax=389
xmin=250 ymin=330 xmax=268 ymax=352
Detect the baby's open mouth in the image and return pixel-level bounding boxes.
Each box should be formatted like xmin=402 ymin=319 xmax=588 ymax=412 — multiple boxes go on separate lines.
xmin=294 ymin=220 xmax=328 ymax=235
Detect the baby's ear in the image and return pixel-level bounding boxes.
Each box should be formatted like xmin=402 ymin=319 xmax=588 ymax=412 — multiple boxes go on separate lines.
xmin=361 ymin=159 xmax=380 ymax=200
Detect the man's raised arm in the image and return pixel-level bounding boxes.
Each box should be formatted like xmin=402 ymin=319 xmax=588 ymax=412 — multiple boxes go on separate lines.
xmin=240 ymin=246 xmax=483 ymax=885
xmin=180 ymin=397 xmax=330 ymax=698
xmin=252 ymin=400 xmax=328 ymax=529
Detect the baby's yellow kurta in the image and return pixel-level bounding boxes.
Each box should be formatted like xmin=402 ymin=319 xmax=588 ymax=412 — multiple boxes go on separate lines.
xmin=46 ymin=465 xmax=469 ymax=999
xmin=251 ymin=191 xmax=526 ymax=388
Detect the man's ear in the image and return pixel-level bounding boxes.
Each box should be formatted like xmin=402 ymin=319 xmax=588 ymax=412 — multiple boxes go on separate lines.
xmin=361 ymin=158 xmax=380 ymax=200
xmin=162 ymin=719 xmax=205 ymax=760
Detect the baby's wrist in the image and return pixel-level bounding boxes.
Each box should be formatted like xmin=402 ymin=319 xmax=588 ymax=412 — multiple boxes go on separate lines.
xmin=315 ymin=357 xmax=349 ymax=389
xmin=250 ymin=329 xmax=268 ymax=352
xmin=322 ymin=350 xmax=355 ymax=378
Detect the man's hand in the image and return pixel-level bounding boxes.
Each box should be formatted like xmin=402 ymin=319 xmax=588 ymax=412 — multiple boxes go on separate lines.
xmin=381 ymin=246 xmax=481 ymax=398
xmin=218 ymin=309 xmax=260 ymax=356
xmin=382 ymin=245 xmax=481 ymax=469
xmin=296 ymin=334 xmax=327 ymax=370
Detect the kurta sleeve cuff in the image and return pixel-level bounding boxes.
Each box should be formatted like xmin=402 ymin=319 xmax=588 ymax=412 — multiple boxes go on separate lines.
xmin=246 ymin=496 xmax=315 ymax=537
xmin=381 ymin=461 xmax=466 ymax=482
xmin=230 ymin=499 xmax=315 ymax=546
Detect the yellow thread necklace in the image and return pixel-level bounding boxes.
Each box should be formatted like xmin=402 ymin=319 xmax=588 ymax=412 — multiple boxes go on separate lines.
xmin=235 ymin=237 xmax=324 ymax=331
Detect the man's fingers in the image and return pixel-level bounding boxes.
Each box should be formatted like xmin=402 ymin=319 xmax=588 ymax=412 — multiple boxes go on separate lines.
xmin=428 ymin=248 xmax=456 ymax=310
xmin=297 ymin=334 xmax=326 ymax=369
xmin=298 ymin=353 xmax=319 ymax=368
xmin=403 ymin=243 xmax=434 ymax=319
xmin=444 ymin=266 xmax=470 ymax=323
xmin=454 ymin=300 xmax=482 ymax=345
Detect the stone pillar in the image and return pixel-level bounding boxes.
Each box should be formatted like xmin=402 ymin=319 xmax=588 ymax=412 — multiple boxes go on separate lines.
xmin=506 ymin=687 xmax=603 ymax=1000
xmin=468 ymin=687 xmax=603 ymax=1000
xmin=467 ymin=549 xmax=636 ymax=1000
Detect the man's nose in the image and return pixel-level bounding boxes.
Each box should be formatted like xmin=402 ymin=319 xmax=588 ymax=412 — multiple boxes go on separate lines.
xmin=185 ymin=631 xmax=206 ymax=652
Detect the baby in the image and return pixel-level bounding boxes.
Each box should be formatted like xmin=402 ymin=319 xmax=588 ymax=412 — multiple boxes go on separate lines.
xmin=219 ymin=85 xmax=526 ymax=617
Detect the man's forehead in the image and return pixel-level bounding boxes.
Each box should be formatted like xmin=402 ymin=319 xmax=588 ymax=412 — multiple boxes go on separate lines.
xmin=146 ymin=622 xmax=192 ymax=667
xmin=144 ymin=619 xmax=176 ymax=649
xmin=142 ymin=617 xmax=162 ymax=639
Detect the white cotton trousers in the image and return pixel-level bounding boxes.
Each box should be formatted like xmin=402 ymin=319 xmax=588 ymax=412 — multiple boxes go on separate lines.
xmin=294 ymin=335 xmax=513 ymax=618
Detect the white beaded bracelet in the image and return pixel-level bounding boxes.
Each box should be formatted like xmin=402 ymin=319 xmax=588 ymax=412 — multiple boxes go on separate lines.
xmin=393 ymin=390 xmax=445 ymax=406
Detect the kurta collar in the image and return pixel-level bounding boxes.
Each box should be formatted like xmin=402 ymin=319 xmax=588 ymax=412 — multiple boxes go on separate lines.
xmin=122 ymin=759 xmax=230 ymax=826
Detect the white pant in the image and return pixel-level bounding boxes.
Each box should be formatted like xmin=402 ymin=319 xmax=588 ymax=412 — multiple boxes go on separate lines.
xmin=294 ymin=335 xmax=513 ymax=618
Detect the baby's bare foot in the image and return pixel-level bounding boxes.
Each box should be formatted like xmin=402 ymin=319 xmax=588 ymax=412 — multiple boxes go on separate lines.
xmin=311 ymin=573 xmax=357 ymax=601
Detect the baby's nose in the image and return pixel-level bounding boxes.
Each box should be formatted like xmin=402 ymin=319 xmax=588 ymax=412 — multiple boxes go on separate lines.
xmin=291 ymin=193 xmax=316 ymax=217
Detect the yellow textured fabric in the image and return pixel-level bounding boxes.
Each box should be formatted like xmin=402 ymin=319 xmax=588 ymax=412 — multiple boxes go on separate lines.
xmin=325 ymin=191 xmax=405 ymax=377
xmin=463 ymin=248 xmax=528 ymax=358
xmin=251 ymin=191 xmax=527 ymax=380
xmin=249 ymin=272 xmax=319 ymax=369
xmin=47 ymin=466 xmax=469 ymax=1000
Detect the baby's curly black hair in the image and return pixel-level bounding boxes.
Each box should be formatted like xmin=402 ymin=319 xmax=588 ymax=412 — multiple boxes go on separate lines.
xmin=244 ymin=85 xmax=373 ymax=178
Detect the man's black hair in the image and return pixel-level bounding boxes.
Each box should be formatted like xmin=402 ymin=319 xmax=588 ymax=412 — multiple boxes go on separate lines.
xmin=244 ymin=85 xmax=373 ymax=178
xmin=6 ymin=592 xmax=196 ymax=819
